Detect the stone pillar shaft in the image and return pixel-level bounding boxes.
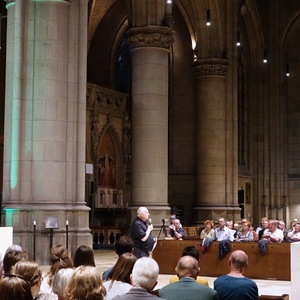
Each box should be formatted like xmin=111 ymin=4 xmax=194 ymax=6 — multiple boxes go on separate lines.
xmin=3 ymin=0 xmax=90 ymax=263
xmin=193 ymin=58 xmax=240 ymax=222
xmin=127 ymin=26 xmax=172 ymax=229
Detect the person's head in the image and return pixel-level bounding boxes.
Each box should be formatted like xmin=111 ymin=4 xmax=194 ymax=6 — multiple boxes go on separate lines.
xmin=115 ymin=236 xmax=134 ymax=256
xmin=293 ymin=223 xmax=300 ymax=233
xmin=278 ymin=221 xmax=285 ymax=230
xmin=3 ymin=250 xmax=28 ymax=273
xmin=268 ymin=219 xmax=278 ymax=232
xmin=48 ymin=244 xmax=73 ymax=287
xmin=170 ymin=214 xmax=176 ymax=224
xmin=241 ymin=218 xmax=248 ymax=225
xmin=131 ymin=257 xmax=159 ymax=291
xmin=64 ymin=266 xmax=106 ymax=300
xmin=137 ymin=207 xmax=150 ymax=222
xmin=173 ymin=219 xmax=181 ymax=230
xmin=5 ymin=244 xmax=23 ymax=255
xmin=218 ymin=218 xmax=226 ymax=229
xmin=204 ymin=220 xmax=214 ymax=230
xmin=73 ymin=245 xmax=95 ymax=268
xmin=181 ymin=246 xmax=199 ymax=262
xmin=175 ymin=256 xmax=199 ymax=280
xmin=52 ymin=268 xmax=75 ymax=299
xmin=228 ymin=250 xmax=248 ymax=274
xmin=107 ymin=253 xmax=137 ymax=284
xmin=261 ymin=217 xmax=268 ymax=228
xmin=0 ymin=274 xmax=33 ymax=300
xmin=12 ymin=261 xmax=42 ymax=299
xmin=226 ymin=220 xmax=233 ymax=229
xmin=242 ymin=222 xmax=251 ymax=232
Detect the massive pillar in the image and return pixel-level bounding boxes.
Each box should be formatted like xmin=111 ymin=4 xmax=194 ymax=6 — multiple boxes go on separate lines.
xmin=193 ymin=58 xmax=240 ymax=223
xmin=3 ymin=0 xmax=90 ymax=263
xmin=127 ymin=26 xmax=173 ymax=229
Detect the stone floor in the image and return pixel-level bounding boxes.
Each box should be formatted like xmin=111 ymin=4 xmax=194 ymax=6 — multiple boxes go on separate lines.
xmin=92 ymin=250 xmax=291 ymax=297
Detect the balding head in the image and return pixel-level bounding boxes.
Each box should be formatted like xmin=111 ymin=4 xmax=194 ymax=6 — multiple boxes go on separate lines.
xmin=175 ymin=255 xmax=199 ymax=279
xmin=229 ymin=250 xmax=248 ymax=273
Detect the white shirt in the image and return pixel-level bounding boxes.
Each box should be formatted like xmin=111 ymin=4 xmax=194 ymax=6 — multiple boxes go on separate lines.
xmin=214 ymin=226 xmax=234 ymax=241
xmin=263 ymin=228 xmax=283 ymax=242
xmin=103 ymin=280 xmax=132 ymax=300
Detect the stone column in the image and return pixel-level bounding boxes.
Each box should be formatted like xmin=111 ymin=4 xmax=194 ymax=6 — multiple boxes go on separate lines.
xmin=127 ymin=26 xmax=172 ymax=229
xmin=3 ymin=0 xmax=90 ymax=263
xmin=193 ymin=58 xmax=240 ymax=223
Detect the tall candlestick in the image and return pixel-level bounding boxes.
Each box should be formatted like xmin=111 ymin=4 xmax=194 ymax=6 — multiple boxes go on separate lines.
xmin=33 ymin=220 xmax=36 ymax=226
xmin=66 ymin=220 xmax=69 ymax=226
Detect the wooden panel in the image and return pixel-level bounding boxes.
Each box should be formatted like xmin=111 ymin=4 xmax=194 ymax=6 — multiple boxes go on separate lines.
xmin=152 ymin=240 xmax=290 ymax=281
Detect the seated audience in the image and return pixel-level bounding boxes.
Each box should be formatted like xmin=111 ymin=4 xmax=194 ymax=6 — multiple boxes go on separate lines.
xmin=0 ymin=273 xmax=34 ymax=300
xmin=278 ymin=221 xmax=289 ymax=240
xmin=168 ymin=218 xmax=186 ymax=240
xmin=258 ymin=219 xmax=283 ymax=255
xmin=103 ymin=253 xmax=137 ymax=300
xmin=112 ymin=257 xmax=162 ymax=299
xmin=73 ymin=245 xmax=95 ymax=267
xmin=226 ymin=220 xmax=237 ymax=238
xmin=159 ymin=256 xmax=218 ymax=300
xmin=286 ymin=222 xmax=300 ymax=242
xmin=102 ymin=235 xmax=134 ymax=280
xmin=168 ymin=246 xmax=209 ymax=286
xmin=235 ymin=221 xmax=254 ymax=242
xmin=249 ymin=223 xmax=258 ymax=241
xmin=52 ymin=268 xmax=75 ymax=300
xmin=256 ymin=217 xmax=268 ymax=240
xmin=3 ymin=249 xmax=28 ymax=274
xmin=40 ymin=245 xmax=73 ymax=294
xmin=12 ymin=260 xmax=52 ymax=300
xmin=213 ymin=250 xmax=259 ymax=300
xmin=215 ymin=218 xmax=234 ymax=259
xmin=64 ymin=266 xmax=106 ymax=300
xmin=200 ymin=220 xmax=215 ymax=240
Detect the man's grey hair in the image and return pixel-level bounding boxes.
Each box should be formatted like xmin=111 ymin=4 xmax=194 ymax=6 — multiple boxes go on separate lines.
xmin=132 ymin=257 xmax=159 ymax=290
xmin=52 ymin=268 xmax=75 ymax=297
xmin=137 ymin=207 xmax=148 ymax=217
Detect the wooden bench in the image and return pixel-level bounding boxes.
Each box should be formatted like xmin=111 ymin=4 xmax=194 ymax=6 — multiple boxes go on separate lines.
xmin=259 ymin=295 xmax=289 ymax=300
xmin=152 ymin=240 xmax=290 ymax=280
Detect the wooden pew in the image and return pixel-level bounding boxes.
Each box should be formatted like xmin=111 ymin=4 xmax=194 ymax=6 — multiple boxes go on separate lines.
xmin=259 ymin=295 xmax=289 ymax=300
xmin=152 ymin=240 xmax=290 ymax=280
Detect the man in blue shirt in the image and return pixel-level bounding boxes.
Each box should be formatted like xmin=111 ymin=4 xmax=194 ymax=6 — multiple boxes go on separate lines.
xmin=214 ymin=250 xmax=259 ymax=300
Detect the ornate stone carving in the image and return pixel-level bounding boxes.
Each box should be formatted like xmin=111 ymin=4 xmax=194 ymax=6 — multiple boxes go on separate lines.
xmin=127 ymin=26 xmax=173 ymax=49
xmin=192 ymin=58 xmax=229 ymax=78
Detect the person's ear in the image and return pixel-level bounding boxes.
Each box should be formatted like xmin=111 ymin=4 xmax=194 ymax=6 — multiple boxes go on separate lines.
xmin=130 ymin=274 xmax=133 ymax=285
xmin=150 ymin=280 xmax=158 ymax=291
xmin=197 ymin=267 xmax=200 ymax=276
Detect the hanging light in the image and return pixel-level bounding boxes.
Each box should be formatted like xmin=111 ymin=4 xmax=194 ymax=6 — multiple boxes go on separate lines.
xmin=206 ymin=9 xmax=211 ymax=26
xmin=236 ymin=31 xmax=241 ymax=47
xmin=166 ymin=0 xmax=172 ymax=4
xmin=263 ymin=49 xmax=267 ymax=63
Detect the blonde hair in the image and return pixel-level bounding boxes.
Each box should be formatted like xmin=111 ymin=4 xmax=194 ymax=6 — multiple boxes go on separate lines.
xmin=64 ymin=266 xmax=106 ymax=300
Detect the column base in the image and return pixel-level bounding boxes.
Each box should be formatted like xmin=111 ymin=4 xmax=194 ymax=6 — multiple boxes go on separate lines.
xmin=3 ymin=205 xmax=92 ymax=264
xmin=193 ymin=206 xmax=242 ymax=225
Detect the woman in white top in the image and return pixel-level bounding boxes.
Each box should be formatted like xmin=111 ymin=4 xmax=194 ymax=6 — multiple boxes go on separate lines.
xmin=103 ymin=252 xmax=137 ymax=300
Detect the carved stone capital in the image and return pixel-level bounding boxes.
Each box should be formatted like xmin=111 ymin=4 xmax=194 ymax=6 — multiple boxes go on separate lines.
xmin=192 ymin=58 xmax=229 ymax=78
xmin=127 ymin=26 xmax=173 ymax=50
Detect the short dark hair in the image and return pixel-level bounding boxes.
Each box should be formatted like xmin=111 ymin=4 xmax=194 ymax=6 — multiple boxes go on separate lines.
xmin=115 ymin=236 xmax=134 ymax=256
xmin=181 ymin=246 xmax=199 ymax=261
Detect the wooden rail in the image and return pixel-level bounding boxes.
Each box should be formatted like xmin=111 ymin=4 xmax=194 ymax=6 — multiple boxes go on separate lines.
xmin=152 ymin=240 xmax=290 ymax=281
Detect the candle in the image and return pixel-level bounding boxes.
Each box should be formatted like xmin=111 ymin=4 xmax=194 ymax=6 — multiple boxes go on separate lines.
xmin=66 ymin=220 xmax=69 ymax=226
xmin=33 ymin=221 xmax=36 ymax=226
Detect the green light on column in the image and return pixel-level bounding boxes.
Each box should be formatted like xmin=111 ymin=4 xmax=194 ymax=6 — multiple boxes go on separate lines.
xmin=5 ymin=1 xmax=16 ymax=9
xmin=10 ymin=100 xmax=19 ymax=189
xmin=4 ymin=208 xmax=18 ymax=226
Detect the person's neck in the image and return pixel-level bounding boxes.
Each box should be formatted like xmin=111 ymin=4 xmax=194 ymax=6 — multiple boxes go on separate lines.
xmin=227 ymin=269 xmax=244 ymax=278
